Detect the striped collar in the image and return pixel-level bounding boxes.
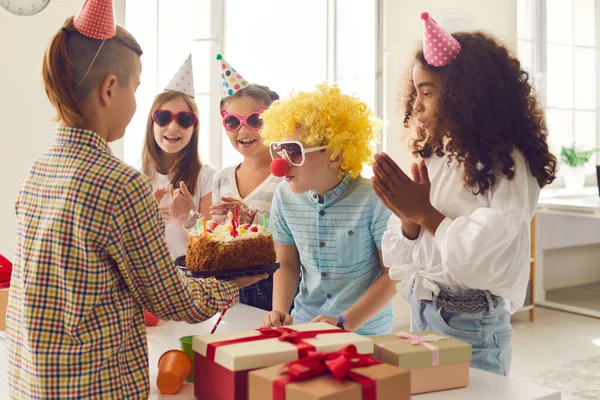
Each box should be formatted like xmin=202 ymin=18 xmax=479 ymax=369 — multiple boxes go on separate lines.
xmin=307 ymin=174 xmax=353 ymax=207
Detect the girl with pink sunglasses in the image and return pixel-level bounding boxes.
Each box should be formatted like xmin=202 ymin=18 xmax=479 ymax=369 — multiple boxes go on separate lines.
xmin=209 ymin=55 xmax=284 ymax=312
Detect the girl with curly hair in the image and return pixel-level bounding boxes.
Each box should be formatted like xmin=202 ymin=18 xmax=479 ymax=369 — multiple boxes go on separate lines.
xmin=259 ymin=84 xmax=396 ymax=336
xmin=373 ymin=13 xmax=557 ymax=376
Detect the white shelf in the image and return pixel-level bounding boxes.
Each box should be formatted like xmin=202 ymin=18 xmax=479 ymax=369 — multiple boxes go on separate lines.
xmin=541 ymin=282 xmax=600 ymax=316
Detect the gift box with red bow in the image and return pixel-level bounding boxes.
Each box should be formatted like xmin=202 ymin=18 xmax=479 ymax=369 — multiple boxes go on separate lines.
xmin=191 ymin=323 xmax=374 ymax=400
xmin=372 ymin=330 xmax=471 ymax=394
xmin=0 ymin=254 xmax=12 ymax=331
xmin=248 ymin=344 xmax=410 ymax=400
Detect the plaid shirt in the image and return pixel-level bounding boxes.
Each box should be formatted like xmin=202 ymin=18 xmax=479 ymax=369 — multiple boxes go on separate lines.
xmin=6 ymin=127 xmax=239 ymax=399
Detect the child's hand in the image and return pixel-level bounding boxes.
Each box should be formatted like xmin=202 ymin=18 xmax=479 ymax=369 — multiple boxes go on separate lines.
xmin=260 ymin=310 xmax=293 ymax=328
xmin=372 ymin=153 xmax=433 ymax=224
xmin=209 ymin=197 xmax=257 ymax=224
xmin=233 ymin=272 xmax=269 ymax=289
xmin=169 ymin=181 xmax=196 ymax=219
xmin=153 ymin=187 xmax=169 ymax=204
xmin=310 ymin=314 xmax=339 ymax=327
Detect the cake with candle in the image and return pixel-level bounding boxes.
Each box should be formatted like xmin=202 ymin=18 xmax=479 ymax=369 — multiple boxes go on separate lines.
xmin=185 ymin=215 xmax=277 ymax=272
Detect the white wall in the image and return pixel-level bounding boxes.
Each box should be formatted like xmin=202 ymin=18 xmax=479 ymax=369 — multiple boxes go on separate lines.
xmin=382 ymin=0 xmax=517 ymax=172
xmin=0 ymin=1 xmax=126 ymax=258
xmin=382 ymin=0 xmax=517 ymax=326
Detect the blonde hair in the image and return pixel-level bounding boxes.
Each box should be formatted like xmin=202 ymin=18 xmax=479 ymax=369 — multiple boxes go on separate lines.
xmin=260 ymin=83 xmax=381 ymax=178
xmin=42 ymin=17 xmax=143 ymax=127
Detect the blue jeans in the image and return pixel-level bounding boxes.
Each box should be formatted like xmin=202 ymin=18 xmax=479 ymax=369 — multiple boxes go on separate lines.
xmin=407 ymin=290 xmax=513 ymax=376
xmin=239 ymin=273 xmax=274 ymax=311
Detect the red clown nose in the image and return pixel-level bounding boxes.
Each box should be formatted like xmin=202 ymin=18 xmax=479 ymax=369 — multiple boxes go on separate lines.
xmin=270 ymin=158 xmax=290 ymax=177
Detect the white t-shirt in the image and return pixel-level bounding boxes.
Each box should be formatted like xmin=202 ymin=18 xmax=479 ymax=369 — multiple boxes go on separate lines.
xmin=212 ymin=163 xmax=282 ymax=219
xmin=150 ymin=163 xmax=217 ymax=259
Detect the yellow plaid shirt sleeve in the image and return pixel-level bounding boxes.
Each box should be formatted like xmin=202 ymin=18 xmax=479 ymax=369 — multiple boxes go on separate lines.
xmin=6 ymin=127 xmax=238 ymax=399
xmin=109 ymin=169 xmax=239 ymax=322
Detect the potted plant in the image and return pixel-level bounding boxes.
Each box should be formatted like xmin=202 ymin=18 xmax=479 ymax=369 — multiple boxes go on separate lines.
xmin=560 ymin=144 xmax=600 ymax=190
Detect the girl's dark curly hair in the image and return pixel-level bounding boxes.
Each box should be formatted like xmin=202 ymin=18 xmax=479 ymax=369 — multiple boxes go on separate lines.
xmin=403 ymin=31 xmax=557 ymax=194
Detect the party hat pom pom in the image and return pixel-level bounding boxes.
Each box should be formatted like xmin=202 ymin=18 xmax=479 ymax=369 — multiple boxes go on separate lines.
xmin=421 ymin=12 xmax=429 ymax=20
xmin=216 ymin=54 xmax=223 ymax=60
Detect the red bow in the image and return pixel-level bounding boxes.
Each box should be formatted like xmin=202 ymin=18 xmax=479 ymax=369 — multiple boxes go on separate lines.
xmin=206 ymin=326 xmax=345 ymax=361
xmin=0 ymin=254 xmax=12 ymax=289
xmin=273 ymin=345 xmax=380 ymax=400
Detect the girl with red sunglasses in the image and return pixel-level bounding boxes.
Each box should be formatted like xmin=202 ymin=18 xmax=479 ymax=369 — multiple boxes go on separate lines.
xmin=209 ymin=55 xmax=285 ymax=312
xmin=141 ymin=56 xmax=217 ymax=260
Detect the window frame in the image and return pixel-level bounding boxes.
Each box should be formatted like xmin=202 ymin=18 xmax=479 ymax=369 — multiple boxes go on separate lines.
xmin=519 ymin=0 xmax=600 ymax=187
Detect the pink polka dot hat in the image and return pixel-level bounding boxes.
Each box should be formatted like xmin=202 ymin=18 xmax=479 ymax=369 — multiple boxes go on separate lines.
xmin=421 ymin=12 xmax=461 ymax=67
xmin=165 ymin=54 xmax=196 ymax=98
xmin=73 ymin=0 xmax=116 ymax=40
xmin=217 ymin=54 xmax=249 ymax=97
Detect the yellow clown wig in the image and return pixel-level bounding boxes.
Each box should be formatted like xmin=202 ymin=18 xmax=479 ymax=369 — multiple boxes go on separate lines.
xmin=260 ymin=83 xmax=381 ymax=178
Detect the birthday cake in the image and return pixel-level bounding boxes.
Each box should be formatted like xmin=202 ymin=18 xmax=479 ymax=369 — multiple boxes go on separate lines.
xmin=185 ymin=218 xmax=276 ymax=271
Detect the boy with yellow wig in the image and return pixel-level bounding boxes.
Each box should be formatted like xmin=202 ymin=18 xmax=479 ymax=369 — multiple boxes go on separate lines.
xmin=260 ymin=84 xmax=396 ymax=335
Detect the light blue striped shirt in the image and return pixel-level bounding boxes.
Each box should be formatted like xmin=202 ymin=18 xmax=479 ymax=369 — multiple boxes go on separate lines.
xmin=269 ymin=175 xmax=393 ymax=336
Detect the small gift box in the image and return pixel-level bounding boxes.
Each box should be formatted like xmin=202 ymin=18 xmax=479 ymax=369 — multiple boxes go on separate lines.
xmin=248 ymin=345 xmax=410 ymax=400
xmin=192 ymin=323 xmax=374 ymax=400
xmin=372 ymin=331 xmax=472 ymax=394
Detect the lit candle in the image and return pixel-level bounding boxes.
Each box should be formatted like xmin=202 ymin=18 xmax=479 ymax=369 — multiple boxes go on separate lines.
xmin=228 ymin=211 xmax=236 ymax=237
xmin=263 ymin=212 xmax=267 ymax=229
xmin=201 ymin=217 xmax=207 ymax=238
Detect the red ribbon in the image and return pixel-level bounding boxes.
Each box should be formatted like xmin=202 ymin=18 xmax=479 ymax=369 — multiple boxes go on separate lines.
xmin=206 ymin=327 xmax=345 ymax=361
xmin=0 ymin=253 xmax=12 ymax=289
xmin=273 ymin=345 xmax=380 ymax=400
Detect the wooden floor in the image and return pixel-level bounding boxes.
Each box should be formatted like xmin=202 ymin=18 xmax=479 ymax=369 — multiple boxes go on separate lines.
xmin=510 ymin=306 xmax=600 ymax=377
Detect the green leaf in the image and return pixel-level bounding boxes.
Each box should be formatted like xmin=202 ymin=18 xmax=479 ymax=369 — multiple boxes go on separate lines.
xmin=560 ymin=144 xmax=600 ymax=167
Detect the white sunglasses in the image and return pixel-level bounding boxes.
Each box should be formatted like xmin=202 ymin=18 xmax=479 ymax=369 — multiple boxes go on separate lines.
xmin=269 ymin=141 xmax=327 ymax=167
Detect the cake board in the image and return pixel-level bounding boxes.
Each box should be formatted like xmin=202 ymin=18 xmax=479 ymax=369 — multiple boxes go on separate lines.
xmin=175 ymin=256 xmax=280 ymax=280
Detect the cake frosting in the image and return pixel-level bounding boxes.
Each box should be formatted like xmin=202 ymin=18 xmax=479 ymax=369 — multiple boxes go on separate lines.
xmin=189 ymin=221 xmax=270 ymax=242
xmin=185 ymin=219 xmax=277 ymax=271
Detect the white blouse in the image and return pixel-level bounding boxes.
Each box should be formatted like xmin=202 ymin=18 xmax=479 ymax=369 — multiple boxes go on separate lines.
xmin=212 ymin=163 xmax=282 ymax=218
xmin=382 ymin=150 xmax=540 ymax=313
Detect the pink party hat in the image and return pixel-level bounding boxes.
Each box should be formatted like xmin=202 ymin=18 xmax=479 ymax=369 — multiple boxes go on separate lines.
xmin=165 ymin=55 xmax=195 ymax=97
xmin=421 ymin=12 xmax=461 ymax=67
xmin=73 ymin=0 xmax=116 ymax=40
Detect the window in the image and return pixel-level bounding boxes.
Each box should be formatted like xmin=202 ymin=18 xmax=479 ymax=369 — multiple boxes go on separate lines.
xmin=518 ymin=0 xmax=599 ymax=181
xmin=125 ymin=0 xmax=381 ymax=176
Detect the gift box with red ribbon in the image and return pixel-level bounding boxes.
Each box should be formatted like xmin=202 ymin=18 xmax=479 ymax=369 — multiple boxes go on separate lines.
xmin=372 ymin=330 xmax=472 ymax=394
xmin=0 ymin=254 xmax=12 ymax=331
xmin=248 ymin=344 xmax=410 ymax=400
xmin=191 ymin=323 xmax=374 ymax=400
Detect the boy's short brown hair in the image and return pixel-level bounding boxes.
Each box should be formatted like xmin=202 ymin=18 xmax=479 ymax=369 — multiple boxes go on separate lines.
xmin=42 ymin=17 xmax=143 ymax=127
